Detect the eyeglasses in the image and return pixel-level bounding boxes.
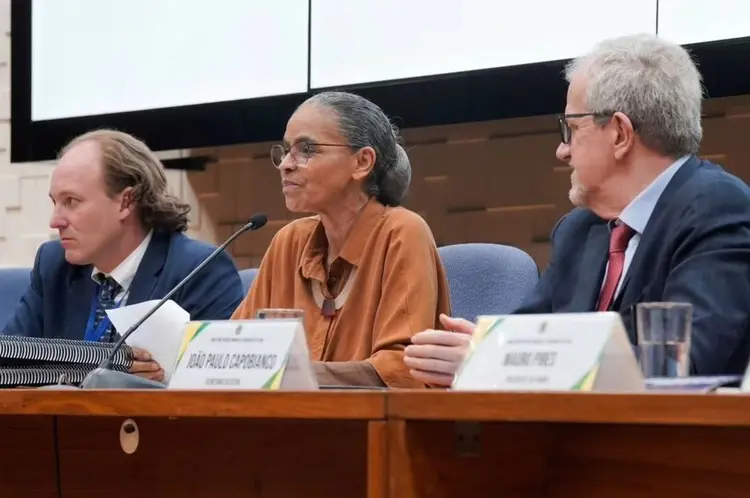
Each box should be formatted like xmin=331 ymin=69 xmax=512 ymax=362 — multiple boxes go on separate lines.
xmin=557 ymin=112 xmax=615 ymax=144
xmin=270 ymin=141 xmax=351 ymax=169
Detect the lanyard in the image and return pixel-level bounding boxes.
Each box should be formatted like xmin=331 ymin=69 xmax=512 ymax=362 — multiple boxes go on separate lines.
xmin=83 ymin=288 xmax=128 ymax=342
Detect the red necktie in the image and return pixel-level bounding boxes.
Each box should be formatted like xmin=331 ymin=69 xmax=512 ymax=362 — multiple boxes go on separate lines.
xmin=596 ymin=222 xmax=635 ymax=311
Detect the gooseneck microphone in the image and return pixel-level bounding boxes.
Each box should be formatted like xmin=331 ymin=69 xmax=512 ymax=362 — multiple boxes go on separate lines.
xmin=77 ymin=213 xmax=268 ymax=390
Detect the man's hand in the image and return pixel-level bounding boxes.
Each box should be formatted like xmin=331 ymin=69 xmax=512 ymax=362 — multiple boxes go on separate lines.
xmin=129 ymin=347 xmax=164 ymax=382
xmin=404 ymin=314 xmax=476 ymax=386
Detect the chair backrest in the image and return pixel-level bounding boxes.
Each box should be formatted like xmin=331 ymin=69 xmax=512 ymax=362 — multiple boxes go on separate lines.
xmin=239 ymin=268 xmax=258 ymax=295
xmin=0 ymin=267 xmax=31 ymax=331
xmin=438 ymin=244 xmax=539 ymax=322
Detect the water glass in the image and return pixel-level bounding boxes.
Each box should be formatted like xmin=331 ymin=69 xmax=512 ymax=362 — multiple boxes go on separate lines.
xmin=636 ymin=302 xmax=692 ymax=378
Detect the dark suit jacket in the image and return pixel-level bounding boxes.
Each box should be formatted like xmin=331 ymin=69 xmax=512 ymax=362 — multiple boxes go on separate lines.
xmin=516 ymin=156 xmax=750 ymax=376
xmin=2 ymin=231 xmax=245 ymax=340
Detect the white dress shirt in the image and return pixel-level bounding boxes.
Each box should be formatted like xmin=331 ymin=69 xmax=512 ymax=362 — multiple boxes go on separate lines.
xmin=91 ymin=230 xmax=153 ymax=305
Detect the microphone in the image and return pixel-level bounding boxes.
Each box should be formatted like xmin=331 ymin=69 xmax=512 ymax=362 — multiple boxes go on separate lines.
xmin=77 ymin=213 xmax=268 ymax=390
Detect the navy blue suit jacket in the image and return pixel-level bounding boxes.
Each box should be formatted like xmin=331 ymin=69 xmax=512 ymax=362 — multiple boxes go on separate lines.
xmin=2 ymin=231 xmax=245 ymax=340
xmin=516 ymin=156 xmax=750 ymax=375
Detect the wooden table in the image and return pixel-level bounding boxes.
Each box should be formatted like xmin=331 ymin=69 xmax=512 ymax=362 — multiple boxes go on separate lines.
xmin=2 ymin=390 xmax=750 ymax=497
xmin=388 ymin=391 xmax=750 ymax=498
xmin=0 ymin=390 xmax=386 ymax=498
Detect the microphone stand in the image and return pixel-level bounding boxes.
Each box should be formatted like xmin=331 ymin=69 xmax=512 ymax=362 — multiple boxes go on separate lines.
xmin=67 ymin=216 xmax=266 ymax=390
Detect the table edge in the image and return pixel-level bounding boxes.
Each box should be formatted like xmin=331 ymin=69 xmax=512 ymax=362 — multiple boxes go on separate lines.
xmin=0 ymin=389 xmax=387 ymax=419
xmin=387 ymin=390 xmax=750 ymax=427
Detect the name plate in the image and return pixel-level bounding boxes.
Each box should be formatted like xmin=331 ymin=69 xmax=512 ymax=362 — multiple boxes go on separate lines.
xmin=452 ymin=312 xmax=644 ymax=392
xmin=168 ymin=319 xmax=318 ymax=390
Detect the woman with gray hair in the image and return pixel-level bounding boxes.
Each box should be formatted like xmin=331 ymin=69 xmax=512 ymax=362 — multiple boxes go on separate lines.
xmin=232 ymin=91 xmax=452 ymax=388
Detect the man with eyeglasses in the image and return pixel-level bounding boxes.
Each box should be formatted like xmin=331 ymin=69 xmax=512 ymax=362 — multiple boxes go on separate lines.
xmin=404 ymin=33 xmax=750 ymax=385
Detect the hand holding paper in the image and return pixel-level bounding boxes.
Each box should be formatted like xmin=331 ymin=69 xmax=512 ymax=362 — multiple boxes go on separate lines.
xmin=106 ymin=300 xmax=190 ymax=383
xmin=129 ymin=346 xmax=165 ymax=382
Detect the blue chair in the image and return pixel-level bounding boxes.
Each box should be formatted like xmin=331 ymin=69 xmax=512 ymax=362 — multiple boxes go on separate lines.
xmin=239 ymin=268 xmax=258 ymax=295
xmin=438 ymin=244 xmax=539 ymax=322
xmin=0 ymin=267 xmax=31 ymax=331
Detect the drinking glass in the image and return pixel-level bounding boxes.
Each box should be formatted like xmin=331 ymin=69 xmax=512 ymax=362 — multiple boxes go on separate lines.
xmin=636 ymin=302 xmax=692 ymax=378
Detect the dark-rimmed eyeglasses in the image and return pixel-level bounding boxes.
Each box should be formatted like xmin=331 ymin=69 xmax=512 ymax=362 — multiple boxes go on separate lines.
xmin=270 ymin=142 xmax=351 ymax=169
xmin=557 ymin=112 xmax=614 ymax=144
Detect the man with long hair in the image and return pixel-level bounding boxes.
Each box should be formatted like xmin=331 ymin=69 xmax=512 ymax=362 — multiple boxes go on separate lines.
xmin=3 ymin=129 xmax=244 ymax=382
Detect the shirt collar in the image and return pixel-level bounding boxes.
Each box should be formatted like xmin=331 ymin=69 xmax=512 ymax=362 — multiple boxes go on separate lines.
xmin=299 ymin=198 xmax=386 ymax=280
xmin=618 ymin=155 xmax=690 ymax=234
xmin=92 ymin=230 xmax=153 ymax=291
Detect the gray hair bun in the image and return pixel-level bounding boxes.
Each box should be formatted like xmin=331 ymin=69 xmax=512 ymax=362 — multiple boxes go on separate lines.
xmin=303 ymin=91 xmax=412 ymax=207
xmin=377 ymin=143 xmax=411 ymax=207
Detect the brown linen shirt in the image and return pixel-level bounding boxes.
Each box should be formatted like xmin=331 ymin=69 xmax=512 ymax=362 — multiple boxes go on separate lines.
xmin=231 ymin=198 xmax=452 ymax=388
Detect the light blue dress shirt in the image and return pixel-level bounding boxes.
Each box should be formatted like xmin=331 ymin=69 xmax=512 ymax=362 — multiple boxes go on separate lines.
xmin=603 ymin=155 xmax=691 ymax=297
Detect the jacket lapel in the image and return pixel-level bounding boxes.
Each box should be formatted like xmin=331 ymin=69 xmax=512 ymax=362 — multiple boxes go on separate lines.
xmin=570 ymin=221 xmax=610 ymax=311
xmin=65 ymin=267 xmax=96 ymax=340
xmin=126 ymin=232 xmax=171 ymax=305
xmin=617 ymin=155 xmax=702 ymax=309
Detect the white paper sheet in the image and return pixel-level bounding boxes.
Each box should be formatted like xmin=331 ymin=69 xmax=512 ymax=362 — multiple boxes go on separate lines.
xmin=106 ymin=300 xmax=190 ymax=383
